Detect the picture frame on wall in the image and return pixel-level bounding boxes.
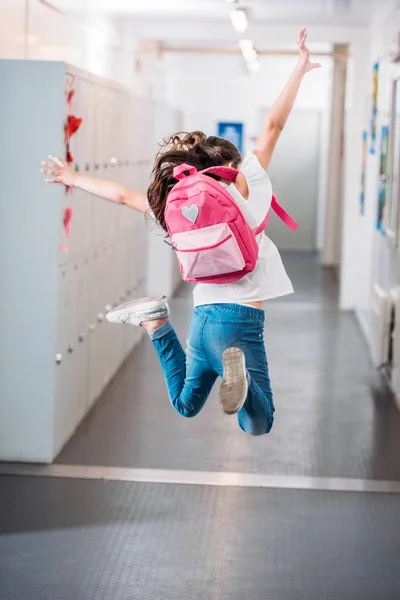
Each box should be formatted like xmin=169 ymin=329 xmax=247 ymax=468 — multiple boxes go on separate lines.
xmin=376 ymin=125 xmax=389 ymax=231
xmin=360 ymin=130 xmax=368 ymax=215
xmin=385 ymin=72 xmax=400 ymax=246
xmin=370 ymin=62 xmax=379 ymax=154
xmin=217 ymin=122 xmax=244 ymax=154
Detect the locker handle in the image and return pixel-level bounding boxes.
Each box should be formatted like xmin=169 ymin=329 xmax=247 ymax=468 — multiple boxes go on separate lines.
xmin=56 ymin=353 xmax=63 ymax=365
xmin=78 ymin=333 xmax=85 ymax=342
xmin=74 ymin=163 xmax=79 ymax=172
xmin=97 ymin=312 xmax=104 ymax=323
xmin=85 ymin=162 xmax=90 ymax=172
xmin=94 ymin=163 xmax=99 ymax=170
xmin=68 ymin=344 xmax=74 ymax=353
xmin=104 ymin=162 xmax=108 ymax=169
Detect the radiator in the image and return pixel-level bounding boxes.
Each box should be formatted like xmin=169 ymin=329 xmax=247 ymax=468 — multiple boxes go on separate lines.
xmin=370 ymin=284 xmax=392 ymax=367
xmin=390 ymin=287 xmax=400 ymax=410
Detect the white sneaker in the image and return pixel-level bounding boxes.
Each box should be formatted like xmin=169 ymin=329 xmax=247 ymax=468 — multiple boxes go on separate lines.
xmin=219 ymin=347 xmax=248 ymax=415
xmin=106 ymin=296 xmax=169 ymax=326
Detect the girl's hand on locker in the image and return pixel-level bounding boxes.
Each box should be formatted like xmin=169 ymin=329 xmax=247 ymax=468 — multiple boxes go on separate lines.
xmin=296 ymin=28 xmax=321 ymax=74
xmin=41 ymin=155 xmax=79 ymax=186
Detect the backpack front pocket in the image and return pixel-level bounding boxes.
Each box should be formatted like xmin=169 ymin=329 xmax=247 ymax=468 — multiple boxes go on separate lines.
xmin=172 ymin=223 xmax=245 ymax=280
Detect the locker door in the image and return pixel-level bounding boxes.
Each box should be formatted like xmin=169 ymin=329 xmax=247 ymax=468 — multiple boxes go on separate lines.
xmin=92 ymin=83 xmax=106 ymax=247
xmin=73 ymin=254 xmax=89 ymax=419
xmin=88 ymin=246 xmax=104 ymax=407
xmin=54 ymin=262 xmax=82 ymax=453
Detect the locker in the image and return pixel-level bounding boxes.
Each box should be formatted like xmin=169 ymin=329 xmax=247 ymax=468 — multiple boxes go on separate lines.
xmin=87 ymin=244 xmax=107 ymax=407
xmin=0 ymin=60 xmax=180 ymax=462
xmin=54 ymin=262 xmax=84 ymax=453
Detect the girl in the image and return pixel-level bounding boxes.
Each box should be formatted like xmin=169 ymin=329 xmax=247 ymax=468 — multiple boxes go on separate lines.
xmin=41 ymin=29 xmax=320 ymax=436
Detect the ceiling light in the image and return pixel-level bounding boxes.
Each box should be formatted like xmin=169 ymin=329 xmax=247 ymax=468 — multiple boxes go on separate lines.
xmin=239 ymin=39 xmax=253 ymax=53
xmin=239 ymin=39 xmax=257 ymax=62
xmin=242 ymin=46 xmax=257 ymax=62
xmin=230 ymin=9 xmax=248 ymax=33
xmin=247 ymin=60 xmax=260 ymax=73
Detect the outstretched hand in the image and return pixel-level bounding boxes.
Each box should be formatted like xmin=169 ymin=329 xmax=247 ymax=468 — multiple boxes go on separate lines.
xmin=41 ymin=155 xmax=78 ymax=186
xmin=297 ymin=28 xmax=321 ymax=73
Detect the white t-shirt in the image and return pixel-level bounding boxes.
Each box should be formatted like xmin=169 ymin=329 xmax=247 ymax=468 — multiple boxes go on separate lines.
xmin=192 ymin=151 xmax=294 ymax=307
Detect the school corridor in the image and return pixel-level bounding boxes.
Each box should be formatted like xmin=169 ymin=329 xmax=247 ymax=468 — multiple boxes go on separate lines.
xmin=2 ymin=0 xmax=400 ymax=597
xmin=1 ymin=253 xmax=400 ymax=599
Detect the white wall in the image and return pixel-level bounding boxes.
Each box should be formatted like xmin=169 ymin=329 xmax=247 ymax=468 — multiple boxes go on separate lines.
xmin=164 ymin=52 xmax=332 ymax=139
xmin=339 ymin=0 xmax=400 ymax=343
xmin=162 ymin=51 xmax=332 ymax=250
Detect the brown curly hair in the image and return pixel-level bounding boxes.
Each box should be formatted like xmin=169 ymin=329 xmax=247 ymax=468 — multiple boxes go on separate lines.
xmin=147 ymin=131 xmax=241 ymax=231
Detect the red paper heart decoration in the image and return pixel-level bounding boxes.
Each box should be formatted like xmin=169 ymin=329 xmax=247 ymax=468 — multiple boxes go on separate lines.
xmin=65 ymin=115 xmax=82 ymax=139
xmin=60 ymin=207 xmax=73 ymax=252
xmin=66 ymin=148 xmax=74 ymax=164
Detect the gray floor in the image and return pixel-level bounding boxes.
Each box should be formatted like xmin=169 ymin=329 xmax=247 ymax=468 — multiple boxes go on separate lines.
xmin=2 ymin=253 xmax=400 ymax=599
xmin=1 ymin=476 xmax=400 ymax=600
xmin=56 ymin=254 xmax=400 ymax=480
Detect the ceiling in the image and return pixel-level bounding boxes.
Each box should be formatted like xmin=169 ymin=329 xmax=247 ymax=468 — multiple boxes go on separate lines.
xmin=48 ymin=0 xmax=375 ymax=26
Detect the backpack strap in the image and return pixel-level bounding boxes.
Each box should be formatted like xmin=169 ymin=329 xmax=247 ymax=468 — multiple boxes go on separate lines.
xmin=200 ymin=166 xmax=239 ymax=182
xmin=173 ymin=164 xmax=239 ymax=181
xmin=173 ymin=164 xmax=197 ymax=180
xmin=201 ymin=168 xmax=297 ymax=233
xmin=172 ymin=163 xmax=298 ymax=234
xmin=254 ymin=195 xmax=298 ymax=235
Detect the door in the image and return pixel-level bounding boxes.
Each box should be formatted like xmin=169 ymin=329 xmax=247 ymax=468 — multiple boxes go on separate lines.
xmin=259 ymin=109 xmax=321 ymax=251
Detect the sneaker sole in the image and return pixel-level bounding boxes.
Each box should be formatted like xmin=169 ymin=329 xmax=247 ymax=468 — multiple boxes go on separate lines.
xmin=106 ymin=296 xmax=168 ymax=325
xmin=219 ymin=347 xmax=248 ymax=415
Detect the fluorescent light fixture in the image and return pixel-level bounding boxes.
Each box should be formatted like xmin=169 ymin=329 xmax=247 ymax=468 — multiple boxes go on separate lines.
xmin=247 ymin=60 xmax=260 ymax=73
xmin=239 ymin=39 xmax=257 ymax=62
xmin=243 ymin=47 xmax=257 ymax=61
xmin=230 ymin=8 xmax=248 ymax=33
xmin=239 ymin=39 xmax=253 ymax=53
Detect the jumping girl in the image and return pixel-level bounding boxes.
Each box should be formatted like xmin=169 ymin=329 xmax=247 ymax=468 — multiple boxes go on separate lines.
xmin=41 ymin=29 xmax=320 ymax=436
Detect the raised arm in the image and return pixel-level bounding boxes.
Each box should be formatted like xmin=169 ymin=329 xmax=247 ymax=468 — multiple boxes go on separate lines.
xmin=254 ymin=28 xmax=321 ymax=170
xmin=41 ymin=155 xmax=147 ymax=213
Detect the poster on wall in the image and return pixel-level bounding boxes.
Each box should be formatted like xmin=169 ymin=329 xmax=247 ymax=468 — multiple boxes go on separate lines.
xmin=217 ymin=122 xmax=244 ymax=154
xmin=377 ymin=125 xmax=390 ymax=231
xmin=370 ymin=62 xmax=379 ymax=154
xmin=360 ymin=130 xmax=368 ymax=215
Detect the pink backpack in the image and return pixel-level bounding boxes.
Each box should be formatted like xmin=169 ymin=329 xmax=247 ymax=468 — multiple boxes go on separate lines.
xmin=164 ymin=163 xmax=297 ymax=284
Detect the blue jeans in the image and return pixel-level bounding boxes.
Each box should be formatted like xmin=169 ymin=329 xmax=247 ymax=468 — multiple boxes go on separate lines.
xmin=150 ymin=303 xmax=275 ymax=436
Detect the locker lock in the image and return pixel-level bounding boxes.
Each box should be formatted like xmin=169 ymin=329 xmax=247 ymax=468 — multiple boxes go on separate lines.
xmin=97 ymin=312 xmax=104 ymax=323
xmin=110 ymin=157 xmax=117 ymax=166
xmin=55 ymin=353 xmax=62 ymax=365
xmin=85 ymin=162 xmax=90 ymax=172
xmin=78 ymin=332 xmax=85 ymax=342
xmin=105 ymin=304 xmax=112 ymax=313
xmin=67 ymin=344 xmax=74 ymax=353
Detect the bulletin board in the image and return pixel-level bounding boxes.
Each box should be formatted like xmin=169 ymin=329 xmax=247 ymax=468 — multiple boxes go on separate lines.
xmin=384 ymin=73 xmax=400 ymax=245
xmin=217 ymin=122 xmax=244 ymax=154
